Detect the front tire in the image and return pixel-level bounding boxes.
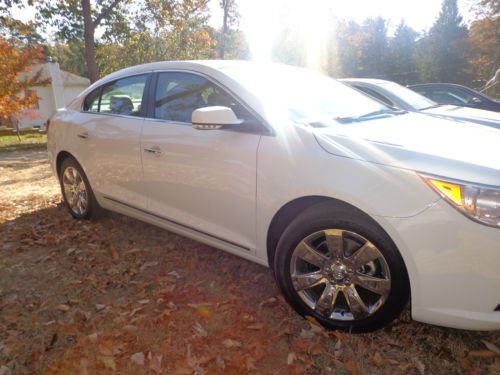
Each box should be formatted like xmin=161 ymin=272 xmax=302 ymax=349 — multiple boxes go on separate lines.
xmin=273 ymin=202 xmax=409 ymax=333
xmin=59 ymin=157 xmax=102 ymax=219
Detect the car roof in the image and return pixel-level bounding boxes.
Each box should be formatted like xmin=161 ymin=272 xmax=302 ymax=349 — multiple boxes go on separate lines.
xmin=408 ymin=83 xmax=466 ymax=88
xmin=340 ymin=78 xmax=392 ymax=85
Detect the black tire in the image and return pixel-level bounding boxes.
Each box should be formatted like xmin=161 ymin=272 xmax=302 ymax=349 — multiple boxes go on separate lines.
xmin=59 ymin=157 xmax=103 ymax=220
xmin=273 ymin=201 xmax=409 ymax=333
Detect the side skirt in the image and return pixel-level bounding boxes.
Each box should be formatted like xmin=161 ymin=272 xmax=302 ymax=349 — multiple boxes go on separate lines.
xmin=100 ymin=195 xmax=269 ymax=267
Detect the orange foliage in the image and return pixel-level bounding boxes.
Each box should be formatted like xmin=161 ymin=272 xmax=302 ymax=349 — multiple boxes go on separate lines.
xmin=0 ymin=37 xmax=50 ymax=121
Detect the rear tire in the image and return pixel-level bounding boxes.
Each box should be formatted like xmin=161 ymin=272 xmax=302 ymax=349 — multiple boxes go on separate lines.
xmin=59 ymin=157 xmax=102 ymax=219
xmin=273 ymin=202 xmax=409 ymax=333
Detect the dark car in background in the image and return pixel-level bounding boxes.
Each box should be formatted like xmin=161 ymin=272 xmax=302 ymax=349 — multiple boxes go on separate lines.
xmin=408 ymin=83 xmax=500 ymax=113
xmin=341 ymin=79 xmax=500 ymax=129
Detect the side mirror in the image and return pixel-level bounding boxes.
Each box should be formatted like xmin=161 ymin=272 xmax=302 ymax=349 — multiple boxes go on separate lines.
xmin=192 ymin=106 xmax=243 ymax=130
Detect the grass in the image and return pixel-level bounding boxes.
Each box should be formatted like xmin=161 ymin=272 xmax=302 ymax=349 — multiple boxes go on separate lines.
xmin=0 ymin=131 xmax=47 ymax=152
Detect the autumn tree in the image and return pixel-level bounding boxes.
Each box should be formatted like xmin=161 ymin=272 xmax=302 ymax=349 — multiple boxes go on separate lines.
xmin=95 ymin=0 xmax=216 ymax=76
xmin=468 ymin=0 xmax=499 ymax=96
xmin=0 ymin=35 xmax=50 ymax=133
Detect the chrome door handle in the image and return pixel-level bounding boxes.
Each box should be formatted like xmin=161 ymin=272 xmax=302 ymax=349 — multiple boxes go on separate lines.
xmin=77 ymin=132 xmax=89 ymax=139
xmin=143 ymin=146 xmax=163 ymax=155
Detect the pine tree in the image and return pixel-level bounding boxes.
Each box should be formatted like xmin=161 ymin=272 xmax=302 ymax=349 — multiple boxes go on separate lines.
xmin=417 ymin=0 xmax=470 ymax=83
xmin=388 ymin=20 xmax=418 ymax=85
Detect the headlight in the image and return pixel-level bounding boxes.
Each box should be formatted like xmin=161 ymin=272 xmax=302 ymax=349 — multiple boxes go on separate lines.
xmin=421 ymin=175 xmax=500 ymax=227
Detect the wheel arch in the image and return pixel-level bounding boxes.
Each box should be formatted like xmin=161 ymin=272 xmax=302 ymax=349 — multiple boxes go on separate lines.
xmin=56 ymin=150 xmax=77 ymax=177
xmin=266 ymin=195 xmax=406 ymax=273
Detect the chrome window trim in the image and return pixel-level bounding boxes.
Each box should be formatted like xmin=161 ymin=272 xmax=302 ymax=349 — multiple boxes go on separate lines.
xmin=79 ymin=68 xmax=275 ymax=136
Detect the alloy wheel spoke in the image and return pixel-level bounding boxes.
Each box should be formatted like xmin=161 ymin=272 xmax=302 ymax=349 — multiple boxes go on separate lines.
xmin=292 ymin=271 xmax=325 ymax=291
xmin=315 ymin=283 xmax=339 ymax=317
xmin=353 ymin=274 xmax=390 ymax=295
xmin=347 ymin=242 xmax=380 ymax=269
xmin=64 ymin=169 xmax=75 ymax=185
xmin=324 ymin=229 xmax=344 ymax=260
xmin=343 ymin=285 xmax=369 ymax=320
xmin=295 ymin=240 xmax=327 ymax=268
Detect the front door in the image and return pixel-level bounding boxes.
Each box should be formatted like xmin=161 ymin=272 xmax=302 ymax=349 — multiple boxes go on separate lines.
xmin=141 ymin=72 xmax=262 ymax=251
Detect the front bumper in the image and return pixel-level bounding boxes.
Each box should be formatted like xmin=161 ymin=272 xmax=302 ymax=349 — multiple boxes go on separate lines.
xmin=380 ymin=199 xmax=500 ymax=330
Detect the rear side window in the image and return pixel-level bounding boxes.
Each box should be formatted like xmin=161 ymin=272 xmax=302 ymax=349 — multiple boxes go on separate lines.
xmin=82 ymin=74 xmax=148 ymax=116
xmin=153 ymin=72 xmax=254 ymax=124
xmin=83 ymin=87 xmax=100 ymax=112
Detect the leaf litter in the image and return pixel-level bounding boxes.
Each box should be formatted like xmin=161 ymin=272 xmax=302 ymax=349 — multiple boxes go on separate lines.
xmin=0 ymin=149 xmax=498 ymax=374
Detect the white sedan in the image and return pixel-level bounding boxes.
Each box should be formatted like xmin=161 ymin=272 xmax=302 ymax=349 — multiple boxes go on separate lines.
xmin=47 ymin=61 xmax=500 ymax=332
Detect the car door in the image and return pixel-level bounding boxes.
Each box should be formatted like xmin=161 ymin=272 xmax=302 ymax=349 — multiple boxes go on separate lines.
xmin=77 ymin=73 xmax=150 ymax=209
xmin=140 ymin=71 xmax=263 ymax=252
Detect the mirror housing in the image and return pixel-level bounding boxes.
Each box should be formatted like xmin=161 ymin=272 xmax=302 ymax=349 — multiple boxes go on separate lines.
xmin=192 ymin=106 xmax=243 ymax=130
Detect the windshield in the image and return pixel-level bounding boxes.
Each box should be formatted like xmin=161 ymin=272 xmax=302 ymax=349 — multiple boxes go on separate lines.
xmin=379 ymin=81 xmax=436 ymax=110
xmin=222 ymin=64 xmax=398 ymax=125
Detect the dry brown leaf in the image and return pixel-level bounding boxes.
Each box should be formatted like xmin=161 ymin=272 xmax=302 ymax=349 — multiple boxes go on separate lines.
xmin=300 ymin=329 xmax=315 ymax=340
xmin=150 ymin=354 xmax=163 ymax=373
xmin=56 ymin=304 xmax=70 ymax=312
xmin=287 ymin=352 xmax=296 ymax=365
xmin=247 ymin=323 xmax=264 ymax=330
xmin=373 ymin=352 xmax=385 ymax=367
xmin=87 ymin=333 xmax=98 ymax=343
xmin=193 ymin=322 xmax=207 ymax=337
xmin=482 ymin=340 xmax=500 ymax=356
xmin=345 ymin=360 xmax=359 ymax=375
xmin=99 ymin=356 xmax=116 ymax=371
xmin=140 ymin=261 xmax=158 ymax=271
xmin=412 ymin=357 xmax=425 ymax=375
xmin=223 ymin=339 xmax=242 ymax=348
xmin=130 ymin=352 xmax=145 ymax=366
xmin=98 ymin=339 xmax=115 ymax=356
xmin=469 ymin=350 xmax=496 ymax=358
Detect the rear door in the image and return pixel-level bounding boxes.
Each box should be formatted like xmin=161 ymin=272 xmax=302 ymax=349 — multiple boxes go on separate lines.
xmin=140 ymin=71 xmax=263 ymax=252
xmin=75 ymin=74 xmax=150 ymax=209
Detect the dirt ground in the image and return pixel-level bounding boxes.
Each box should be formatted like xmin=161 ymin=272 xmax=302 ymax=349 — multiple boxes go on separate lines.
xmin=0 ymin=150 xmax=498 ymax=375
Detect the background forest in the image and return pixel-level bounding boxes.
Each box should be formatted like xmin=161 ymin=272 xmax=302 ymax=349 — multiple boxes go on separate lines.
xmin=0 ymin=0 xmax=499 ymax=91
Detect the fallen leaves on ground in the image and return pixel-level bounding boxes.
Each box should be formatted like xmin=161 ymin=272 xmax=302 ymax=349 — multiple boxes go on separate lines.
xmin=0 ymin=150 xmax=499 ymax=374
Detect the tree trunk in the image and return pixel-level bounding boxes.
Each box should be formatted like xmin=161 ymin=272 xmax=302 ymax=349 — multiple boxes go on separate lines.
xmin=82 ymin=0 xmax=98 ymax=83
xmin=219 ymin=0 xmax=229 ymax=59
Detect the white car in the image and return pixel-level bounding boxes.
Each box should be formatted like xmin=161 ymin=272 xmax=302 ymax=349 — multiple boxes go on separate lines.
xmin=47 ymin=61 xmax=500 ymax=332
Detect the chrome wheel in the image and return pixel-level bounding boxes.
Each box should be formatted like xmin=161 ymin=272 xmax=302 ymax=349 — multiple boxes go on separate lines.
xmin=290 ymin=229 xmax=391 ymax=321
xmin=62 ymin=166 xmax=88 ymax=216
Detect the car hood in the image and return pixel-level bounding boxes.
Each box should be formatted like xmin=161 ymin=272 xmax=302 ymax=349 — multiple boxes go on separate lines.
xmin=422 ymin=105 xmax=500 ymax=129
xmin=313 ymin=112 xmax=500 ymax=186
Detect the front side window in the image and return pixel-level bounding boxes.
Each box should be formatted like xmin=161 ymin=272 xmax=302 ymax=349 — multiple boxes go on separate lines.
xmin=154 ymin=72 xmax=253 ymax=124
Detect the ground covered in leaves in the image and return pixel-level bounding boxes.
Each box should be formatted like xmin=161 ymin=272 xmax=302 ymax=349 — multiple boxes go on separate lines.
xmin=0 ymin=150 xmax=499 ymax=375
